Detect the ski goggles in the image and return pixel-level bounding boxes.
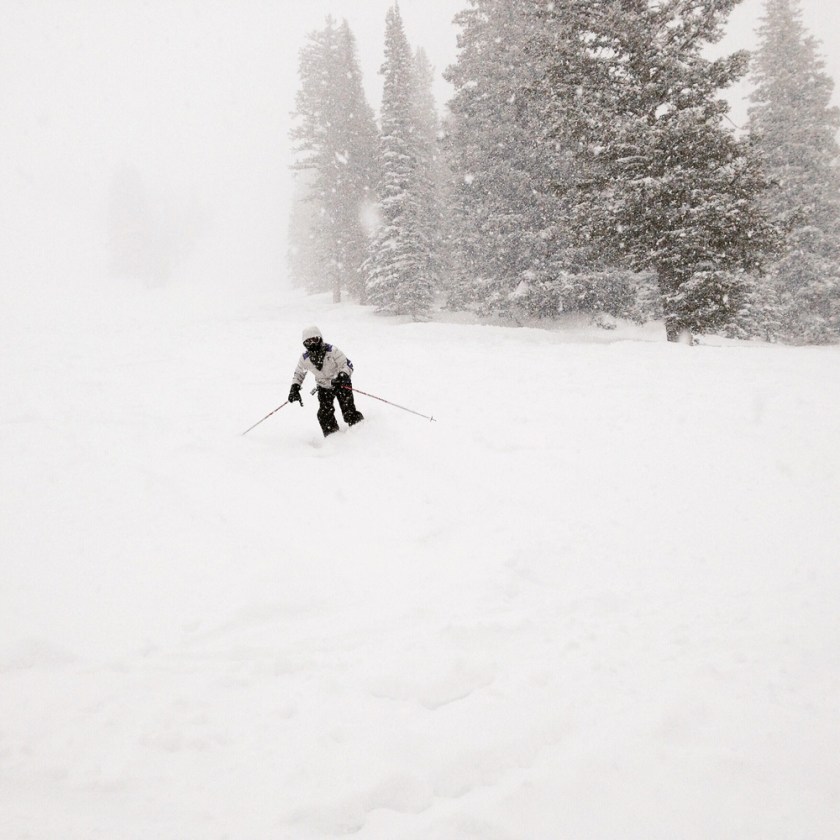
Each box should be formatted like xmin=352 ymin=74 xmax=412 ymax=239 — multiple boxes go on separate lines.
xmin=303 ymin=337 xmax=322 ymax=350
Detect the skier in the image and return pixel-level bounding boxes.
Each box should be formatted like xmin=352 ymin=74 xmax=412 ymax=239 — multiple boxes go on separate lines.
xmin=288 ymin=326 xmax=364 ymax=437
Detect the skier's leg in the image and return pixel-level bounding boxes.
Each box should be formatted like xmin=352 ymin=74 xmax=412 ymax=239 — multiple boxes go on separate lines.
xmin=317 ymin=387 xmax=340 ymax=436
xmin=336 ymin=384 xmax=364 ymax=425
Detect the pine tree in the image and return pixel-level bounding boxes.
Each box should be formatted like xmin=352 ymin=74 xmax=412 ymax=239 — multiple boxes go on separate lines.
xmin=444 ymin=0 xmax=547 ymax=315
xmin=444 ymin=0 xmax=778 ymax=339
xmin=364 ymin=5 xmax=435 ymax=320
xmin=443 ymin=0 xmax=646 ymax=322
xmin=748 ymin=0 xmax=840 ymax=343
xmin=587 ymin=0 xmax=779 ymax=342
xmin=518 ymin=0 xmax=645 ymax=322
xmin=413 ymin=48 xmax=445 ymax=301
xmin=290 ymin=18 xmax=378 ymax=303
xmin=336 ymin=20 xmax=381 ymax=304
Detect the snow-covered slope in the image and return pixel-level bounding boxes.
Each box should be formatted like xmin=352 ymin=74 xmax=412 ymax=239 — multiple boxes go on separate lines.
xmin=2 ymin=283 xmax=839 ymax=839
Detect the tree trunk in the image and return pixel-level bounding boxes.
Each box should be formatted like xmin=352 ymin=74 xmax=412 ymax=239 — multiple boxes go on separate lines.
xmin=656 ymin=267 xmax=692 ymax=344
xmin=665 ymin=318 xmax=694 ymax=344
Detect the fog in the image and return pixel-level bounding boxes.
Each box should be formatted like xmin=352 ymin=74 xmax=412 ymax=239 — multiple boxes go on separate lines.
xmin=0 ymin=0 xmax=461 ymax=296
xmin=2 ymin=0 xmax=838 ymax=298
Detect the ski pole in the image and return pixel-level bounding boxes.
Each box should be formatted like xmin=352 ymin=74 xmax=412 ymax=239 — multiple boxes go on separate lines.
xmin=241 ymin=401 xmax=291 ymax=435
xmin=341 ymin=385 xmax=436 ymax=422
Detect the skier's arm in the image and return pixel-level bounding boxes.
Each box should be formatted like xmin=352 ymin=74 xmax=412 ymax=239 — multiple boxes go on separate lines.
xmin=330 ymin=346 xmax=354 ymax=378
xmin=292 ymin=356 xmax=308 ymax=386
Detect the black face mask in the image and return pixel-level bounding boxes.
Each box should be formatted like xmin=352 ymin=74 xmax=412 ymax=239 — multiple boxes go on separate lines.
xmin=304 ymin=339 xmax=326 ymax=368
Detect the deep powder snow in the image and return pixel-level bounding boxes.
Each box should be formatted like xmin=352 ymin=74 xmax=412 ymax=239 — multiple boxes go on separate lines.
xmin=1 ymin=283 xmax=839 ymax=839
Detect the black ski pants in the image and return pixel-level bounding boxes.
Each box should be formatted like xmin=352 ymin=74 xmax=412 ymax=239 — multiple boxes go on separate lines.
xmin=317 ymin=385 xmax=364 ymax=436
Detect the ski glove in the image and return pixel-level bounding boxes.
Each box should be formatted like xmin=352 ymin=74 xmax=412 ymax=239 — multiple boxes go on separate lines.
xmin=331 ymin=371 xmax=351 ymax=389
xmin=288 ymin=383 xmax=303 ymax=405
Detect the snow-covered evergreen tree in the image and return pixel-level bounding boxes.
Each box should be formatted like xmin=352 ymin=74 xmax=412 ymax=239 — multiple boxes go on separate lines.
xmin=444 ymin=1 xmax=778 ymax=338
xmin=584 ymin=0 xmax=779 ymax=342
xmin=519 ymin=0 xmax=648 ymax=322
xmin=443 ymin=0 xmax=648 ymax=322
xmin=444 ymin=0 xmax=550 ymax=315
xmin=748 ymin=0 xmax=840 ymax=343
xmin=413 ymin=48 xmax=445 ymax=302
xmin=721 ymin=273 xmax=783 ymax=342
xmin=364 ymin=5 xmax=435 ymax=320
xmin=290 ymin=18 xmax=378 ymax=303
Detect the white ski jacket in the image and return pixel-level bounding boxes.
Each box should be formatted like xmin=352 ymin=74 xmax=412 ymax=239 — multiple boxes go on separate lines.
xmin=292 ymin=344 xmax=354 ymax=390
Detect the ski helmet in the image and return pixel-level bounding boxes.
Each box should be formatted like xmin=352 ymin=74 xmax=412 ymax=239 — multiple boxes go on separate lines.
xmin=302 ymin=325 xmax=322 ymax=343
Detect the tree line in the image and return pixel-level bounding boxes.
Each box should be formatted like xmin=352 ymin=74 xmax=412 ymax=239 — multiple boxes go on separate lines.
xmin=287 ymin=0 xmax=840 ymax=344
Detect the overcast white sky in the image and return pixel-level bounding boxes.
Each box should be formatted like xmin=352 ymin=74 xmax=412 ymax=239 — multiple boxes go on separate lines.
xmin=2 ymin=0 xmax=838 ymax=292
